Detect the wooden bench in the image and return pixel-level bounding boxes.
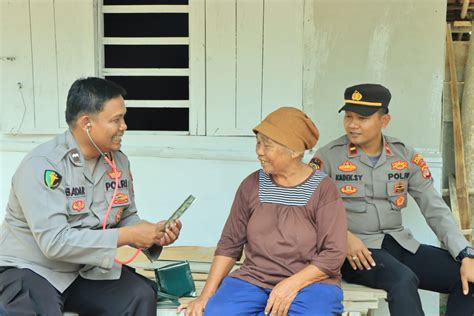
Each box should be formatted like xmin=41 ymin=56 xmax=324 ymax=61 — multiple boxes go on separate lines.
xmin=119 ymin=246 xmax=387 ymax=316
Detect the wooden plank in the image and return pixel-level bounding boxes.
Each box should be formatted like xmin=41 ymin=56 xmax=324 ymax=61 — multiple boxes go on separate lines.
xmin=102 ymin=5 xmax=188 ymax=13
xmin=103 ymin=38 xmax=190 ymax=45
xmin=30 ymin=0 xmax=59 ymax=130
xmin=102 ymin=68 xmax=189 ymax=76
xmin=188 ymin=0 xmax=206 ymax=135
xmin=123 ymin=246 xmax=386 ymax=315
xmin=261 ymin=0 xmax=304 ymax=117
xmin=0 ymin=0 xmax=35 ymax=133
xmin=205 ymin=0 xmax=236 ymax=135
xmin=453 ymin=20 xmax=472 ymax=28
xmin=449 ymin=175 xmax=463 ymax=230
xmin=126 ymin=100 xmax=190 ymax=108
xmin=444 ymin=41 xmax=469 ymax=82
xmin=446 ymin=24 xmax=472 ymax=234
xmin=461 ymin=0 xmax=471 ymax=19
xmin=235 ymin=0 xmax=264 ymax=133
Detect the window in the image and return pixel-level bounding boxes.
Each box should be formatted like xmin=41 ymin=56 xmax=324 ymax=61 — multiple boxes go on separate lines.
xmin=100 ymin=0 xmax=305 ymax=137
xmin=100 ymin=0 xmax=191 ymax=132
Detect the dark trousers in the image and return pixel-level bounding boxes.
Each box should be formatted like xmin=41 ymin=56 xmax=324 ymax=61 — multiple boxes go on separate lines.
xmin=341 ymin=234 xmax=474 ymax=316
xmin=0 ymin=265 xmax=157 ymax=316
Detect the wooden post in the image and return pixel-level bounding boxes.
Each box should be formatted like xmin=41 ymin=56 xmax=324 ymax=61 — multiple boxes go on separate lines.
xmin=446 ymin=24 xmax=472 ymax=237
xmin=461 ymin=0 xmax=470 ymax=19
xmin=461 ymin=20 xmax=474 ymax=235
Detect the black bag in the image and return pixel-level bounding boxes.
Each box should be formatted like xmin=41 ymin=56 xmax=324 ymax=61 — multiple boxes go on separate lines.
xmin=154 ymin=261 xmax=196 ymax=306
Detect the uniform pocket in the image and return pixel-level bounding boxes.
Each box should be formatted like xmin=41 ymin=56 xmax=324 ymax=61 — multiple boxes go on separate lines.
xmin=66 ymin=197 xmax=91 ymax=217
xmin=104 ymin=188 xmax=131 ymax=226
xmin=386 ymin=181 xmax=408 ymax=210
xmin=336 ymin=182 xmax=366 ymax=213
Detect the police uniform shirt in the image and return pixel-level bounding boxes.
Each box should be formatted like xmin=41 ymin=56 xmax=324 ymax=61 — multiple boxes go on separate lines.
xmin=0 ymin=130 xmax=160 ymax=292
xmin=311 ymin=134 xmax=470 ymax=259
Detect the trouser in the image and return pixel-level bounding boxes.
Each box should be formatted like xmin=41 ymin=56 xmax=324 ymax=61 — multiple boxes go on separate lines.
xmin=0 ymin=265 xmax=157 ymax=316
xmin=204 ymin=276 xmax=344 ymax=316
xmin=341 ymin=234 xmax=474 ymax=316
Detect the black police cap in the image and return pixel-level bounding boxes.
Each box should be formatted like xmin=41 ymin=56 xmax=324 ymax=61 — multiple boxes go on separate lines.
xmin=338 ymin=84 xmax=391 ymax=116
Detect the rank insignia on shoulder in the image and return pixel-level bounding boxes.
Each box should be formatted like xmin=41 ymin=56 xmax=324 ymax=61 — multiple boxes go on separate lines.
xmin=44 ymin=170 xmax=62 ymax=190
xmin=69 ymin=149 xmax=81 ymax=165
xmin=309 ymin=157 xmax=323 ymax=170
xmin=348 ymin=143 xmax=358 ymax=156
xmin=338 ymin=160 xmax=357 ymax=172
xmin=384 ymin=142 xmax=393 ymax=156
xmin=340 ymin=185 xmax=358 ymax=195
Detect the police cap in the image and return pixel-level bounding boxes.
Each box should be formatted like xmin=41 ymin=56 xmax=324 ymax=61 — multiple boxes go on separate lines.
xmin=338 ymin=83 xmax=391 ymax=116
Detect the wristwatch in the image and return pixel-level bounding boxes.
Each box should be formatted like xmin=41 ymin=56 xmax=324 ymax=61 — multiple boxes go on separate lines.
xmin=456 ymin=246 xmax=474 ymax=261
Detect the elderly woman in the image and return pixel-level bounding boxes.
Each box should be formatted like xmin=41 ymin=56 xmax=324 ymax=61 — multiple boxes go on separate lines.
xmin=178 ymin=107 xmax=347 ymax=316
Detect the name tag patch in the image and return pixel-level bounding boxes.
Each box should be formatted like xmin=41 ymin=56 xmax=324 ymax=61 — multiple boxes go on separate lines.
xmin=65 ymin=186 xmax=85 ymax=197
xmin=336 ymin=174 xmax=363 ymax=181
xmin=105 ymin=179 xmax=128 ymax=191
xmin=388 ymin=172 xmax=410 ymax=180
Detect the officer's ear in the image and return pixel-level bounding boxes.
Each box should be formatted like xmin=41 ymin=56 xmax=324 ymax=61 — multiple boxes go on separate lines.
xmin=381 ymin=114 xmax=391 ymax=128
xmin=76 ymin=115 xmax=92 ymax=132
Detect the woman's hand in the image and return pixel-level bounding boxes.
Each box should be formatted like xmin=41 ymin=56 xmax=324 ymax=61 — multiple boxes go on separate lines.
xmin=176 ymin=294 xmax=212 ymax=316
xmin=264 ymin=277 xmax=303 ymax=316
xmin=347 ymin=231 xmax=376 ymax=270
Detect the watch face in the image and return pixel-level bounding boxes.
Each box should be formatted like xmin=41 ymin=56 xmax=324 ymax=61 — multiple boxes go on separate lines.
xmin=467 ymin=247 xmax=474 ymax=257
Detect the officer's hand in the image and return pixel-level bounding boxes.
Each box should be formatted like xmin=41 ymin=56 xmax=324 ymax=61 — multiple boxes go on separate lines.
xmin=177 ymin=293 xmax=211 ymax=316
xmin=347 ymin=231 xmax=376 ymax=270
xmin=156 ymin=220 xmax=182 ymax=246
xmin=460 ymin=257 xmax=474 ymax=295
xmin=119 ymin=222 xmax=165 ymax=248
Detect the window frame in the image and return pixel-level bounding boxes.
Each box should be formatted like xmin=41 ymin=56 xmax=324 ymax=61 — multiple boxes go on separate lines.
xmin=97 ymin=0 xmax=205 ymax=136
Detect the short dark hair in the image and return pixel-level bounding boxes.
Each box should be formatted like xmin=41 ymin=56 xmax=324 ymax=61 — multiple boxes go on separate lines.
xmin=377 ymin=108 xmax=389 ymax=115
xmin=65 ymin=77 xmax=126 ymax=126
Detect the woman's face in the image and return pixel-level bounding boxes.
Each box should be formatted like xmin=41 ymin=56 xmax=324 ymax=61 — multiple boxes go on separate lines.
xmin=255 ymin=133 xmax=293 ymax=174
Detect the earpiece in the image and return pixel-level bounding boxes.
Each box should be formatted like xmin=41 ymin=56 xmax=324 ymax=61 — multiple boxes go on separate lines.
xmin=86 ymin=123 xmax=91 ymax=131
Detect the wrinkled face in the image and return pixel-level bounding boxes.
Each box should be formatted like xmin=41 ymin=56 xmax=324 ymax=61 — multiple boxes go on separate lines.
xmin=88 ymin=96 xmax=127 ymax=153
xmin=255 ymin=133 xmax=293 ymax=174
xmin=343 ymin=110 xmax=389 ymax=150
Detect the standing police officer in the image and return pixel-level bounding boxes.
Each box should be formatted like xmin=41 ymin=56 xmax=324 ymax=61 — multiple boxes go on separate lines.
xmin=311 ymin=84 xmax=474 ymax=315
xmin=0 ymin=77 xmax=182 ymax=315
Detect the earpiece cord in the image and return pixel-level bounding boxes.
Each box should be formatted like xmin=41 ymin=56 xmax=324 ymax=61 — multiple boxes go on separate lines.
xmin=86 ymin=129 xmax=142 ymax=264
xmin=101 ymin=156 xmax=142 ymax=265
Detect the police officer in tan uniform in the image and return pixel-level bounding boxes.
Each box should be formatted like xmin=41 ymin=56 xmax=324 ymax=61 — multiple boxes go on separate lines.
xmin=0 ymin=77 xmax=182 ymax=315
xmin=311 ymin=84 xmax=474 ymax=316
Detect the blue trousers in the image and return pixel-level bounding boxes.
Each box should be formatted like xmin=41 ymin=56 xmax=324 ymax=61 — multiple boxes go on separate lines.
xmin=205 ymin=277 xmax=343 ymax=316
